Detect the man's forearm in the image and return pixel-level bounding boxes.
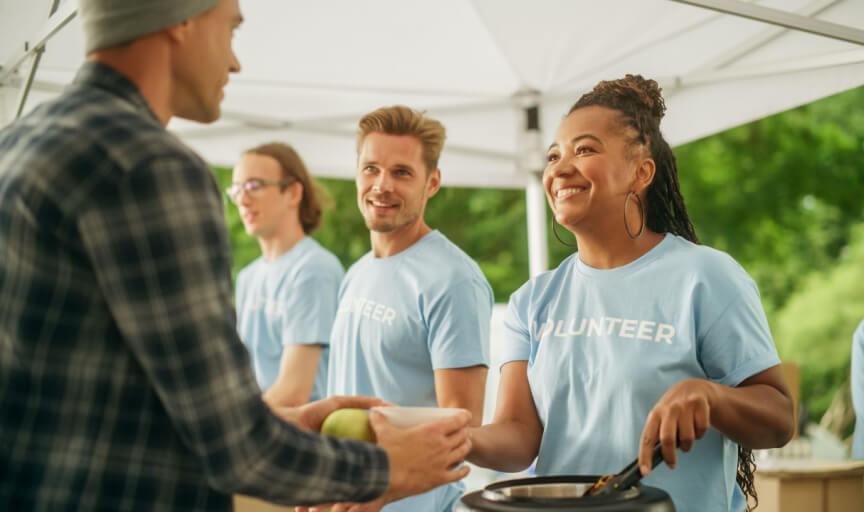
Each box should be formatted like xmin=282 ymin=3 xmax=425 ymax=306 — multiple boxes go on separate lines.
xmin=223 ymin=406 xmax=390 ymax=505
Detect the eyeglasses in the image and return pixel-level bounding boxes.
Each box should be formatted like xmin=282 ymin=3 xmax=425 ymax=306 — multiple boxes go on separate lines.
xmin=225 ymin=178 xmax=294 ymax=203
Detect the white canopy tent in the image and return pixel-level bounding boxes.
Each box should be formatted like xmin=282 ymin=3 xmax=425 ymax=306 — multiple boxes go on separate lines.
xmin=2 ymin=0 xmax=863 ymax=276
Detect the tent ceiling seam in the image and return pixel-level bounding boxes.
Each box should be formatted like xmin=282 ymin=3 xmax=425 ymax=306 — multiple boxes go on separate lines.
xmin=668 ymin=48 xmax=864 ymax=90
xmin=545 ymin=48 xmax=864 ymax=102
xmin=465 ymin=0 xmax=527 ymax=91
xmin=551 ymin=8 xmax=725 ymax=92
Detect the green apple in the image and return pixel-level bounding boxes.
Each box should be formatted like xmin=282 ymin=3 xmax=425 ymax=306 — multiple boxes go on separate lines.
xmin=321 ymin=408 xmax=375 ymax=443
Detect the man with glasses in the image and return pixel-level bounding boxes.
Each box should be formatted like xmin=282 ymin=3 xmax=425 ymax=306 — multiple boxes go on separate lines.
xmin=228 ymin=142 xmax=343 ymax=407
xmin=0 ymin=1 xmax=472 ymax=510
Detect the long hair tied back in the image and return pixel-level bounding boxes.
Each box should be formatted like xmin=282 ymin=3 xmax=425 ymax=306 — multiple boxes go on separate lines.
xmin=571 ymin=76 xmax=758 ymax=510
xmin=569 ymin=75 xmax=699 ymax=244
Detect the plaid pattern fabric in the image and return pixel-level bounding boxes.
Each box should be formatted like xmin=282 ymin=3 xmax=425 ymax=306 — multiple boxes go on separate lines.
xmin=0 ymin=62 xmax=389 ymax=511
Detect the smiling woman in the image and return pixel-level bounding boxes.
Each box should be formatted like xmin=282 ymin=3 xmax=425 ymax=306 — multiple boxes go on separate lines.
xmin=466 ymin=75 xmax=795 ymax=512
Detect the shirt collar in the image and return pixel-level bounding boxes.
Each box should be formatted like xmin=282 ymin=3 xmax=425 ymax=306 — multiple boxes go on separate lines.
xmin=71 ymin=61 xmax=161 ymax=125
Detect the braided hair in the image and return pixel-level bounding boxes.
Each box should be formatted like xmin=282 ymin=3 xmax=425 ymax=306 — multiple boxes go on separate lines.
xmin=569 ymin=75 xmax=759 ymax=510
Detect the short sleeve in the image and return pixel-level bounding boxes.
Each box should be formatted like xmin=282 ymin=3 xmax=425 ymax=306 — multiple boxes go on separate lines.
xmin=280 ymin=268 xmax=342 ymax=346
xmin=698 ymin=274 xmax=781 ymax=387
xmin=498 ymin=282 xmax=533 ymax=368
xmin=427 ymin=278 xmax=493 ymax=370
xmin=851 ymin=319 xmax=864 ymax=459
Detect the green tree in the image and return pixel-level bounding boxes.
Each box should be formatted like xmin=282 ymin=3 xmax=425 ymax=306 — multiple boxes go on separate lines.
xmin=675 ymin=86 xmax=864 ymax=316
xmin=772 ymin=222 xmax=864 ymax=427
xmin=211 ymin=171 xmax=531 ymax=301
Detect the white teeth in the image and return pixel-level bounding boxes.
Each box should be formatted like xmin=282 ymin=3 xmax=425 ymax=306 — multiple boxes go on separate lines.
xmin=370 ymin=200 xmax=394 ymax=207
xmin=556 ymin=187 xmax=584 ymax=199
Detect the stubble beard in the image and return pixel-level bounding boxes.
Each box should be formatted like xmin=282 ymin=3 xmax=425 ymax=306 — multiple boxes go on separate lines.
xmin=364 ymin=210 xmax=420 ymax=234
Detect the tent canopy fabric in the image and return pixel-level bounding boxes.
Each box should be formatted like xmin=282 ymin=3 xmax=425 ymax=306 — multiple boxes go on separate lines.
xmin=2 ymin=0 xmax=863 ymax=274
xmin=2 ymin=0 xmax=864 ymax=186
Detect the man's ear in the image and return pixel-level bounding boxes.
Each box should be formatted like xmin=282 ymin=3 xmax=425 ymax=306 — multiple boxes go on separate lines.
xmin=288 ymin=182 xmax=304 ymax=207
xmin=165 ymin=20 xmax=192 ymax=44
xmin=425 ymin=168 xmax=441 ymax=198
xmin=634 ymin=157 xmax=656 ymax=194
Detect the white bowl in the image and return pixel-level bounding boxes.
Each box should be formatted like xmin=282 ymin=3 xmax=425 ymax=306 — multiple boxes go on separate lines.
xmin=371 ymin=406 xmax=468 ymax=429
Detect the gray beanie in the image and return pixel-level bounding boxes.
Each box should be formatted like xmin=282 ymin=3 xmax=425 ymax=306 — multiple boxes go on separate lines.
xmin=80 ymin=0 xmax=223 ymax=53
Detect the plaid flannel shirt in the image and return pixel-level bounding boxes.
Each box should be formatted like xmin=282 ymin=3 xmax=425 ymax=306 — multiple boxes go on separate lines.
xmin=0 ymin=62 xmax=389 ymax=511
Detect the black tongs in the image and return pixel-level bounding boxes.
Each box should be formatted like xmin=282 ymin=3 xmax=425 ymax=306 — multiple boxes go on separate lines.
xmin=583 ymin=443 xmax=667 ymax=497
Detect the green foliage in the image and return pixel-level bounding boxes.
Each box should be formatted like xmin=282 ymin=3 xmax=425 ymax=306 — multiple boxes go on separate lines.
xmin=211 ymin=169 xmax=260 ymax=280
xmin=307 ymin=179 xmax=371 ymax=267
xmin=675 ymin=86 xmax=864 ymax=316
xmin=210 ymin=169 xmax=531 ymax=300
xmin=423 ymin=187 xmax=530 ymax=301
xmin=772 ymin=223 xmax=864 ymax=426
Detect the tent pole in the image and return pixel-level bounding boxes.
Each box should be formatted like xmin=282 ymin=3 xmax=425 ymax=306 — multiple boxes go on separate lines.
xmin=9 ymin=0 xmax=64 ymax=120
xmin=669 ymin=0 xmax=864 ymax=45
xmin=0 ymin=1 xmax=75 ymax=86
xmin=14 ymin=47 xmax=45 ymax=120
xmin=690 ymin=0 xmax=840 ymax=73
xmin=526 ymin=172 xmax=548 ymax=277
xmin=517 ymin=92 xmax=549 ymax=277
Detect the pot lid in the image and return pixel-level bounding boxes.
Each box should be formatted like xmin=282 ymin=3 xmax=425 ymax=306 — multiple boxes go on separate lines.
xmin=460 ymin=475 xmax=675 ymax=511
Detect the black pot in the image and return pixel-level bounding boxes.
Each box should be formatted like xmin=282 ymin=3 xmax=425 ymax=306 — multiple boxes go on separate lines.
xmin=457 ymin=475 xmax=675 ymax=511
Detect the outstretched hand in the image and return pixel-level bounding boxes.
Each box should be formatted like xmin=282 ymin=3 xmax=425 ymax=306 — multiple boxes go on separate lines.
xmin=373 ymin=408 xmax=473 ymax=502
xmin=638 ymin=378 xmax=715 ymax=475
xmin=298 ymin=408 xmax=473 ymax=511
xmin=269 ymin=395 xmax=389 ymax=432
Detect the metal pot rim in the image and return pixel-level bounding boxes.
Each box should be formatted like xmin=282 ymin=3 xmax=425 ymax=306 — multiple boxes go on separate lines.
xmin=481 ymin=475 xmax=641 ymax=504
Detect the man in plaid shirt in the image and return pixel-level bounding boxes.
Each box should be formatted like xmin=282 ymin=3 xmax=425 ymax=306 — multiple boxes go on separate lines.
xmin=0 ymin=1 xmax=472 ymax=510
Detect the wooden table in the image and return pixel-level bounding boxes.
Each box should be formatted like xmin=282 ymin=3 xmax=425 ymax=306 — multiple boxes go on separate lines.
xmin=754 ymin=459 xmax=864 ymax=512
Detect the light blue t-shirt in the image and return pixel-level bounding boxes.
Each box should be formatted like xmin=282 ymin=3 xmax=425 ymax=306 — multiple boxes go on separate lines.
xmin=500 ymin=234 xmax=780 ymax=512
xmin=236 ymin=236 xmax=343 ymax=402
xmin=329 ymin=230 xmax=493 ymax=512
xmin=852 ymin=319 xmax=864 ymax=460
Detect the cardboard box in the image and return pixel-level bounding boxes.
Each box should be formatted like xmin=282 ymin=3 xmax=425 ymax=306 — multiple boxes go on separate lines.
xmin=780 ymin=361 xmax=801 ymax=440
xmin=754 ymin=460 xmax=864 ymax=512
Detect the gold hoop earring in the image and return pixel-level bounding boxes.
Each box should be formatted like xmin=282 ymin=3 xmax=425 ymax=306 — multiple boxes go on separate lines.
xmin=624 ymin=191 xmax=645 ymax=239
xmin=551 ymin=216 xmax=579 ymax=249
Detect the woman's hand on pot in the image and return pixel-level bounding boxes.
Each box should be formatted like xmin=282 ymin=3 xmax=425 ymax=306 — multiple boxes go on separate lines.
xmin=638 ymin=378 xmax=717 ymax=475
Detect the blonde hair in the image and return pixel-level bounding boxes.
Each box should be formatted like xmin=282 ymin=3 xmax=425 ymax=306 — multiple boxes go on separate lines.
xmin=244 ymin=142 xmax=326 ymax=234
xmin=356 ymin=105 xmax=446 ymax=174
